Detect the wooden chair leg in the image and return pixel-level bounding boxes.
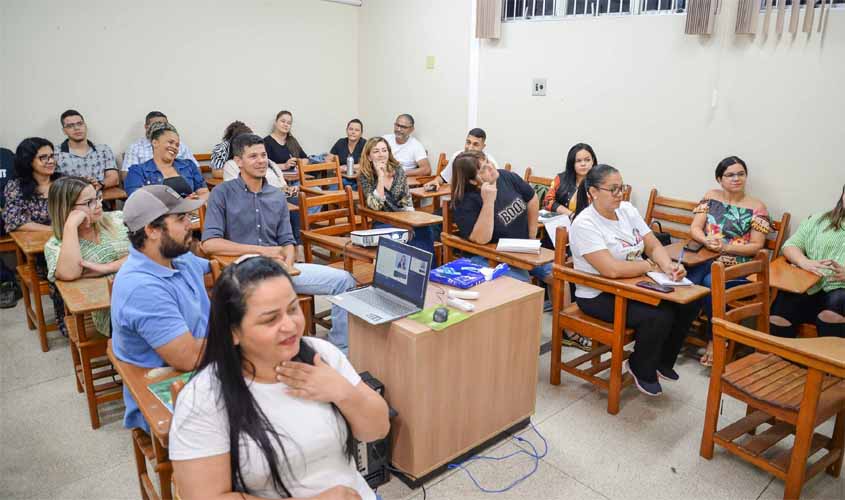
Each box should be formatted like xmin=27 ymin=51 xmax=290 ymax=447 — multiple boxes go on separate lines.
xmin=827 ymin=409 xmax=845 ymax=477
xmin=18 ymin=273 xmax=35 ymax=330
xmin=132 ymin=429 xmax=152 ymax=500
xmin=700 ymin=334 xmax=727 ymax=459
xmin=69 ymin=338 xmax=83 ymax=393
xmin=28 ymin=265 xmax=49 ymax=352
xmin=80 ymin=346 xmax=101 ymax=429
xmin=607 ymin=297 xmax=627 ymax=415
xmin=550 ymin=279 xmax=562 ymax=386
xmin=784 ymin=369 xmax=823 ymax=500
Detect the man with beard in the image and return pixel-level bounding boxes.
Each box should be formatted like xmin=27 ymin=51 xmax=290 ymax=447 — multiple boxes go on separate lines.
xmin=110 ymin=185 xmax=208 ymax=431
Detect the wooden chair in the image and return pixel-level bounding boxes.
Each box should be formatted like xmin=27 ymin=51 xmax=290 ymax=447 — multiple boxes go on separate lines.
xmin=299 ymin=187 xmax=374 ymax=334
xmin=13 ymin=232 xmax=57 ymax=351
xmin=298 ymin=156 xmax=343 ymax=193
xmin=503 ymin=162 xmax=512 ymax=172
xmin=523 ymin=167 xmax=553 ymax=208
xmin=194 ymin=152 xmax=212 ymax=174
xmin=415 ymin=152 xmax=448 ymax=185
xmin=701 ymin=317 xmax=845 ymax=500
xmin=549 ymin=227 xmax=636 ymax=415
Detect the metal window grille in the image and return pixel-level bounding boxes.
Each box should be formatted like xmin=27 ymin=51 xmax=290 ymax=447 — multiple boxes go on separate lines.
xmin=502 ymin=0 xmax=689 ymax=19
xmin=759 ymin=0 xmax=845 ymax=7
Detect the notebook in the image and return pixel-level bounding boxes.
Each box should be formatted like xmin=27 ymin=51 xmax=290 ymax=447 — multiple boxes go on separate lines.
xmin=496 ymin=238 xmax=541 ymax=254
xmin=647 ymin=271 xmax=693 ymax=287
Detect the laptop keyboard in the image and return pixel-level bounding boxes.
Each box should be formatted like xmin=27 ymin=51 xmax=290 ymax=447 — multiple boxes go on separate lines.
xmin=349 ymin=288 xmax=413 ymax=317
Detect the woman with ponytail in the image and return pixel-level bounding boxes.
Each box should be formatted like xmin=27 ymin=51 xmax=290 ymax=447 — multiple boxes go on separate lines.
xmin=569 ymin=165 xmax=700 ymax=397
xmin=170 ymin=256 xmax=388 ymax=500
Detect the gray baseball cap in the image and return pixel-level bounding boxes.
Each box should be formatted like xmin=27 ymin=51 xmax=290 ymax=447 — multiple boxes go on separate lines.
xmin=123 ymin=185 xmax=204 ymax=232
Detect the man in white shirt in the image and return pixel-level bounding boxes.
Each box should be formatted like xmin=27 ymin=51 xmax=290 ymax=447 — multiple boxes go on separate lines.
xmin=121 ymin=111 xmax=198 ymax=174
xmin=424 ymin=128 xmax=498 ymax=190
xmin=383 ymin=113 xmax=431 ymax=177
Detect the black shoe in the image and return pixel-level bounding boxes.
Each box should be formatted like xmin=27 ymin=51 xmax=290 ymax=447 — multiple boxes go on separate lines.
xmin=657 ymin=366 xmax=680 ymax=382
xmin=624 ymin=359 xmax=662 ymax=396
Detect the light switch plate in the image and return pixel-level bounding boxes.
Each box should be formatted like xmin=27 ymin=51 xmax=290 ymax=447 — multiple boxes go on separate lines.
xmin=532 ymin=78 xmax=547 ymax=96
xmin=426 ymin=56 xmax=436 ymax=70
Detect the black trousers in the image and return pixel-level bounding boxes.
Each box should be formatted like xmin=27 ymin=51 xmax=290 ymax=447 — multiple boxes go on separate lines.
xmin=770 ymin=289 xmax=845 ymax=338
xmin=577 ymin=292 xmax=701 ymax=383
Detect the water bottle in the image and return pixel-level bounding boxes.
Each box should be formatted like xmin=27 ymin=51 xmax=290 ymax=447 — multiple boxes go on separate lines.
xmin=346 ymin=155 xmax=355 ymax=175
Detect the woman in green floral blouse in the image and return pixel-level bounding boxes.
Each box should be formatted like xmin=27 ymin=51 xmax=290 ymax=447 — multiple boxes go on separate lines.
xmin=45 ymin=176 xmax=129 ymax=336
xmin=687 ymin=156 xmax=772 ymax=366
xmin=358 ymin=137 xmax=434 ymax=254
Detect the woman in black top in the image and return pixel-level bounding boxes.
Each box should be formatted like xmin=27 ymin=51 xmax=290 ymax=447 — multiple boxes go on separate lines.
xmin=330 ymin=119 xmax=366 ymax=189
xmin=450 ymin=150 xmax=550 ymax=284
xmin=264 ymin=110 xmax=308 ymax=171
xmin=543 ymin=143 xmax=597 ymax=216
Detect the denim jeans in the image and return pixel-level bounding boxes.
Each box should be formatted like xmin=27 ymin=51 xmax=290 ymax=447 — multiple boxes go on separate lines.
xmin=291 ymin=263 xmax=356 ymax=352
xmin=467 ymin=255 xmax=552 ymax=283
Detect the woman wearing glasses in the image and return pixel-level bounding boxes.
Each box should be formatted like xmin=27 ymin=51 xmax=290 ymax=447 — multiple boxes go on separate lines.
xmin=44 ymin=176 xmax=129 ymax=336
xmin=569 ymin=165 xmax=698 ymax=397
xmin=686 ymin=156 xmax=771 ymax=366
xmin=3 ymin=137 xmax=68 ymax=335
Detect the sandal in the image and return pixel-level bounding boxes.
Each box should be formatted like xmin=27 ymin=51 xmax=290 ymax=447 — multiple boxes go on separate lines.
xmin=699 ymin=342 xmax=714 ymax=367
xmin=562 ymin=331 xmax=592 ymax=352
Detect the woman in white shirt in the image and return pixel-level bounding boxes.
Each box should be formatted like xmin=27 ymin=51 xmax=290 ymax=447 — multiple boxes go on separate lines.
xmin=569 ymin=165 xmax=700 ymax=397
xmin=170 ymin=256 xmax=389 ymax=500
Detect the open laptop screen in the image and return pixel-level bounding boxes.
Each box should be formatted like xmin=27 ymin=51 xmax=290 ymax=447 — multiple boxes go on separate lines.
xmin=373 ymin=237 xmax=432 ymax=308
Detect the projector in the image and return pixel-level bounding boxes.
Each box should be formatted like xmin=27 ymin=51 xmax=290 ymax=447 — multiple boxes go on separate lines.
xmin=350 ymin=227 xmax=409 ymax=247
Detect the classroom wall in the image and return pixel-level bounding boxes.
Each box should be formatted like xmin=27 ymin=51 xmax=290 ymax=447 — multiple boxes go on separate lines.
xmin=478 ymin=7 xmax=845 ymax=228
xmin=0 ymin=0 xmax=360 ymax=159
xmin=357 ymin=0 xmax=473 ymax=167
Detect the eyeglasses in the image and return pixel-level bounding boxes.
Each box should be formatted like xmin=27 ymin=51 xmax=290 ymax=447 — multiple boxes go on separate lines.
xmin=722 ymin=171 xmax=746 ymax=180
xmin=394 ymin=123 xmax=412 ymax=130
xmin=63 ymin=121 xmax=85 ymax=130
xmin=74 ymin=191 xmax=103 ymax=209
xmin=595 ymin=184 xmax=630 ymax=197
xmin=37 ymin=153 xmax=56 ymax=163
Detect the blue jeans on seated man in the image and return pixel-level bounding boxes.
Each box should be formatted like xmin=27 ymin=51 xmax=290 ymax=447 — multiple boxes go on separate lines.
xmin=291 ymin=263 xmax=356 ymax=353
xmin=686 ymin=262 xmax=748 ymax=339
xmin=467 ymin=255 xmax=552 ymax=284
xmin=373 ymin=221 xmax=435 ymax=256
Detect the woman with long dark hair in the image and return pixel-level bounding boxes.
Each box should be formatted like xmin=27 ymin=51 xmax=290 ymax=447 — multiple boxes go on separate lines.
xmin=170 ymin=256 xmax=388 ymax=500
xmin=769 ymin=184 xmax=845 ymax=339
xmin=569 ymin=164 xmax=699 ymax=396
xmin=210 ymin=120 xmax=253 ymax=171
xmin=543 ymin=143 xmax=597 ymax=216
xmin=685 ymin=156 xmax=771 ymax=366
xmin=264 ymin=110 xmax=309 ymax=171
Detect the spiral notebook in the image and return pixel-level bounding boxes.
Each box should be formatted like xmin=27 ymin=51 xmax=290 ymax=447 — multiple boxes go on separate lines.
xmin=647 ymin=271 xmax=693 ymax=287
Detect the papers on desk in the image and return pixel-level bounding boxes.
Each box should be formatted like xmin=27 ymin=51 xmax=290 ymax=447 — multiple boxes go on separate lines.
xmin=647 ymin=271 xmax=693 ymax=286
xmin=147 ymin=372 xmax=193 ymax=413
xmin=496 ymin=238 xmax=541 ymax=254
xmin=541 ymin=214 xmax=571 ymax=248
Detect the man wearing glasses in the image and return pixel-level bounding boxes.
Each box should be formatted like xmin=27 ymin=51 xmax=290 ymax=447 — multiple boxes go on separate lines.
xmin=54 ymin=109 xmax=119 ymax=190
xmin=383 ymin=113 xmax=431 ymax=177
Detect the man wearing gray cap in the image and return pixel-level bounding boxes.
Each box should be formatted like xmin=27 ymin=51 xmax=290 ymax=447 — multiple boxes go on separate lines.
xmin=110 ymin=185 xmax=208 ymax=431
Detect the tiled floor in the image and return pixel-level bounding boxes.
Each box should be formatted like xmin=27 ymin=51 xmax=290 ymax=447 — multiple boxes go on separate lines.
xmin=1 ymin=298 xmax=843 ymax=499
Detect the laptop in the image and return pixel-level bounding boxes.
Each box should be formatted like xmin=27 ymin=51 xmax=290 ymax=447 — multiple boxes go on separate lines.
xmin=327 ymin=237 xmax=433 ymax=325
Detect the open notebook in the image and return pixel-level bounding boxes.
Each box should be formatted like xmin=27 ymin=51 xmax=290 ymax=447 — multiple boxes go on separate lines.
xmin=647 ymin=271 xmax=693 ymax=286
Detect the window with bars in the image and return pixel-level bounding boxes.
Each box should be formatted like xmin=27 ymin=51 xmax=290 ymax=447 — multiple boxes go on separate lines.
xmin=757 ymin=0 xmax=845 ymax=7
xmin=502 ymin=0 xmax=687 ymax=20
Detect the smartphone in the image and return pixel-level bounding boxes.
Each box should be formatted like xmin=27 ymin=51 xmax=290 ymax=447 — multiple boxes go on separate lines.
xmin=636 ymin=281 xmax=674 ymax=293
xmin=684 ymin=240 xmax=704 ymax=252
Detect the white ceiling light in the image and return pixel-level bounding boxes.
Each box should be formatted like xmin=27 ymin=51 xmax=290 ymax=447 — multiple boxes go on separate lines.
xmin=321 ymin=0 xmax=362 ymax=6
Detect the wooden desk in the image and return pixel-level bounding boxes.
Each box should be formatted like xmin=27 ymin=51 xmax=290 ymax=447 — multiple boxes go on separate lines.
xmin=298 ymin=231 xmax=377 ymax=263
xmin=55 ymin=278 xmax=119 ymax=428
xmin=349 ymin=277 xmax=543 ymax=480
xmin=205 ymin=176 xmax=223 ymax=189
xmin=410 ymin=184 xmax=450 ymax=213
xmin=108 ymin=343 xmax=181 ymax=500
xmin=341 ymin=166 xmax=359 ymax=180
xmin=357 ymin=207 xmax=441 ymax=231
xmin=101 ymin=187 xmax=127 ymax=202
xmin=664 ymin=241 xmax=720 ymax=266
xmin=748 ymin=256 xmax=821 ymax=295
xmin=440 ymin=233 xmax=555 ymax=271
xmin=11 ymin=230 xmax=56 ymax=351
xmin=213 ymin=254 xmax=301 ymax=276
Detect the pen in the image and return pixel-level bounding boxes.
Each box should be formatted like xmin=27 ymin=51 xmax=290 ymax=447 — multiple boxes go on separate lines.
xmin=676 ymin=247 xmax=686 ymax=267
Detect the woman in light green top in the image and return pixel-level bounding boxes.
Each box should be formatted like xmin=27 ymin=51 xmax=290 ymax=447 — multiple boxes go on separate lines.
xmin=45 ymin=176 xmax=129 ymax=336
xmin=769 ymin=184 xmax=845 ymax=339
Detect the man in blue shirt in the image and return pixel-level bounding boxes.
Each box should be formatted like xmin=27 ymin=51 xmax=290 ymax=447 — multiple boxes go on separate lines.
xmin=111 ymin=185 xmax=208 ymax=431
xmin=201 ymin=133 xmax=356 ymax=351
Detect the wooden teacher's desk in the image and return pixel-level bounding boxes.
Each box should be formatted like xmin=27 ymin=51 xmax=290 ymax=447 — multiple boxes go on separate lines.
xmin=348 ymin=276 xmax=543 ymax=481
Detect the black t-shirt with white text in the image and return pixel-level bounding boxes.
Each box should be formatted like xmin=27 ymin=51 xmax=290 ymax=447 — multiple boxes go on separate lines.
xmin=453 ymin=169 xmax=536 ymax=243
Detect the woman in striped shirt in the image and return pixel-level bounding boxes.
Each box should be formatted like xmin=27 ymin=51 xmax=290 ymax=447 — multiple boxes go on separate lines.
xmin=769 ymin=184 xmax=845 ymax=339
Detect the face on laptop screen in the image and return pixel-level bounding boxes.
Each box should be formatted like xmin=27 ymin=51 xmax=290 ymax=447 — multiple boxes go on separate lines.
xmin=373 ymin=238 xmax=432 ymax=307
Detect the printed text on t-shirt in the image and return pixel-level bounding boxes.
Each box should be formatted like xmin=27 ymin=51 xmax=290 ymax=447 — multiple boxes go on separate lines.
xmin=498 ymin=198 xmax=527 ymax=226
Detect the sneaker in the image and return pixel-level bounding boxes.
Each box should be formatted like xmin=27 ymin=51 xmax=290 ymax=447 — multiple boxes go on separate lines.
xmin=543 ymin=299 xmax=553 ymax=313
xmin=624 ymin=359 xmax=662 ymax=396
xmin=657 ymin=366 xmax=680 ymax=382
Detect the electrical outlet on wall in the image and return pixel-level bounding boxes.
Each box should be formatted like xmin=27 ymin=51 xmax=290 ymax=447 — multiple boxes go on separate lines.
xmin=532 ymin=78 xmax=547 ymax=96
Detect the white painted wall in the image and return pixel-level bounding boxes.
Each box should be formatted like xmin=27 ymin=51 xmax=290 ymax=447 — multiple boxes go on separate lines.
xmin=478 ymin=9 xmax=845 ymax=228
xmin=0 ymin=0 xmax=360 ymax=158
xmin=357 ymin=0 xmax=473 ymax=167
